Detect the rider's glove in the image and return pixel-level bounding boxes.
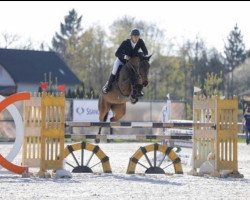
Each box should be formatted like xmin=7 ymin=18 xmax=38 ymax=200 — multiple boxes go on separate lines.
xmin=124 ymin=55 xmax=130 ymax=60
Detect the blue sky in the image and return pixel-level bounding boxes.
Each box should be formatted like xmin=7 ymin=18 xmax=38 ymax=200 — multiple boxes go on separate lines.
xmin=0 ymin=1 xmax=249 ymax=53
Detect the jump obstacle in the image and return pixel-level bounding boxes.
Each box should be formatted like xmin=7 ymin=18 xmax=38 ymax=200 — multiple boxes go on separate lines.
xmin=0 ymin=92 xmax=243 ymax=177
xmin=190 ymin=95 xmax=242 ymax=177
xmin=22 ymin=92 xmax=65 ymax=177
xmin=0 ymin=92 xmax=31 ymax=174
xmin=66 ymin=96 xmax=242 ymax=177
xmin=64 ymin=121 xmax=205 ymax=141
xmin=65 ymin=121 xmax=215 ymax=128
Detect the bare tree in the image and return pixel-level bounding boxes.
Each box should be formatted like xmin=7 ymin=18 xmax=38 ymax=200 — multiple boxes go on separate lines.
xmin=1 ymin=32 xmax=20 ymax=48
xmin=16 ymin=38 xmax=34 ymax=50
xmin=0 ymin=32 xmax=34 ymax=50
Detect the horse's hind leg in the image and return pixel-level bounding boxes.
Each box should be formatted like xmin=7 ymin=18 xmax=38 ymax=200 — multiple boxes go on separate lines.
xmin=97 ymin=112 xmax=109 ymax=135
xmin=105 ymin=103 xmax=125 ymax=143
xmin=98 ymin=96 xmax=110 ymax=136
xmin=110 ymin=104 xmax=126 ymax=122
xmin=98 ymin=95 xmax=110 ymax=120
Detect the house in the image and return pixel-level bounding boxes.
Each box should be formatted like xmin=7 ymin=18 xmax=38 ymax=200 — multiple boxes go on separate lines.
xmin=0 ymin=48 xmax=81 ymax=95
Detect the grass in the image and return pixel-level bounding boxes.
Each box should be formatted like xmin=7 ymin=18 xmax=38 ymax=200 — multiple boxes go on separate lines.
xmin=238 ymin=137 xmax=246 ymax=143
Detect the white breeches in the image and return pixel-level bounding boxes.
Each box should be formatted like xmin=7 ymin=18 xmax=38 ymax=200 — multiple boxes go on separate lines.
xmin=111 ymin=58 xmax=124 ymax=75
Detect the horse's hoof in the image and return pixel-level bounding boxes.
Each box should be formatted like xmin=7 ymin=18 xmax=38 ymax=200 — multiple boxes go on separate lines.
xmin=95 ymin=138 xmax=100 ymax=143
xmin=130 ymin=97 xmax=138 ymax=104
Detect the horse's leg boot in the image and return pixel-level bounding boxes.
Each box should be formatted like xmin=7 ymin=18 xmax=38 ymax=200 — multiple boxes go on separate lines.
xmin=137 ymin=85 xmax=144 ymax=97
xmin=131 ymin=84 xmax=138 ymax=99
xmin=102 ymin=74 xmax=116 ymax=94
xmin=131 ymin=84 xmax=144 ymax=98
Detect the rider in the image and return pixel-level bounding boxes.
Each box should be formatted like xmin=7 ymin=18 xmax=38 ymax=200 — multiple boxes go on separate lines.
xmin=102 ymin=28 xmax=148 ymax=96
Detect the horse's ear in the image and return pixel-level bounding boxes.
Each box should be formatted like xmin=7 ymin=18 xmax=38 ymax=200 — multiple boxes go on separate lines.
xmin=138 ymin=52 xmax=144 ymax=60
xmin=144 ymin=54 xmax=152 ymax=61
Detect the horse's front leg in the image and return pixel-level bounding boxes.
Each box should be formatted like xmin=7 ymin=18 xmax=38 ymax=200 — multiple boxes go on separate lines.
xmin=97 ymin=95 xmax=110 ymax=143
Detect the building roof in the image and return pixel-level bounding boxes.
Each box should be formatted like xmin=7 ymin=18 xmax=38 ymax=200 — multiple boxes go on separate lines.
xmin=0 ymin=48 xmax=81 ymax=85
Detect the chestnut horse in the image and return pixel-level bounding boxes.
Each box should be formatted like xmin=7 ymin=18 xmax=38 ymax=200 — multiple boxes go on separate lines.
xmin=98 ymin=54 xmax=151 ymax=135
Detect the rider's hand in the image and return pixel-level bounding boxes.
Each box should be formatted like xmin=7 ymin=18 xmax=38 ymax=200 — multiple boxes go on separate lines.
xmin=124 ymin=55 xmax=130 ymax=60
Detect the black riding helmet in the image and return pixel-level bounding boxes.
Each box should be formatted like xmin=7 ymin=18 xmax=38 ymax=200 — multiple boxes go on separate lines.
xmin=130 ymin=29 xmax=140 ymax=36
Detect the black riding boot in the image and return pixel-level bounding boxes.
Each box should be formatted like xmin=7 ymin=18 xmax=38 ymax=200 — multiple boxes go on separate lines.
xmin=102 ymin=74 xmax=116 ymax=94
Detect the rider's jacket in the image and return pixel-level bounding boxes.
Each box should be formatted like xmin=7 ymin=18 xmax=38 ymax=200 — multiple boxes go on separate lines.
xmin=115 ymin=39 xmax=148 ymax=64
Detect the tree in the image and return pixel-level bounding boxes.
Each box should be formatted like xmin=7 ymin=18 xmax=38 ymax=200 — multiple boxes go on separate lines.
xmin=51 ymin=9 xmax=83 ymax=57
xmin=109 ymin=16 xmax=135 ymax=48
xmin=203 ymin=73 xmax=223 ymax=96
xmin=109 ymin=16 xmax=168 ymax=56
xmin=0 ymin=32 xmax=34 ymax=49
xmin=193 ymin=45 xmax=226 ymax=94
xmin=178 ymin=41 xmax=195 ymax=103
xmin=224 ymin=24 xmax=246 ymax=95
xmin=65 ymin=25 xmax=112 ymax=93
xmin=233 ymin=60 xmax=250 ymax=94
xmin=149 ymin=55 xmax=184 ymax=100
xmin=191 ymin=38 xmax=208 ymax=89
xmin=181 ymin=37 xmax=226 ymax=96
xmin=1 ymin=32 xmax=20 ymax=48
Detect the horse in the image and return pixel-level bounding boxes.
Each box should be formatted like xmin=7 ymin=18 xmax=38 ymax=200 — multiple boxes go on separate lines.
xmin=97 ymin=54 xmax=152 ymax=136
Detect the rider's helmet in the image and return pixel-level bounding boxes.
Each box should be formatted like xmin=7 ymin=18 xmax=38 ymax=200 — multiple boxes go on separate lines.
xmin=130 ymin=29 xmax=140 ymax=36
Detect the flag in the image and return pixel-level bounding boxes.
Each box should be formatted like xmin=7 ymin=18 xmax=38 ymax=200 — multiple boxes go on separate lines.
xmin=40 ymin=82 xmax=48 ymax=90
xmin=194 ymin=86 xmax=201 ymax=93
xmin=57 ymin=84 xmax=66 ymax=92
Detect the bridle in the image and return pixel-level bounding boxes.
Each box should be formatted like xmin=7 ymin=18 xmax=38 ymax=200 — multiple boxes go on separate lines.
xmin=116 ymin=57 xmax=148 ymax=97
xmin=126 ymin=58 xmax=142 ymax=84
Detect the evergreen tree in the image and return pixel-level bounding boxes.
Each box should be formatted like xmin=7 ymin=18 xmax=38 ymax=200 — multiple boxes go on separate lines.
xmin=52 ymin=9 xmax=82 ymax=57
xmin=224 ymin=24 xmax=246 ymax=95
xmin=224 ymin=24 xmax=246 ymax=71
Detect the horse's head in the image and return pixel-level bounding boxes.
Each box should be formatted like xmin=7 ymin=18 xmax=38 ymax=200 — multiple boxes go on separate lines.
xmin=127 ymin=53 xmax=151 ymax=87
xmin=123 ymin=53 xmax=152 ymax=102
xmin=138 ymin=54 xmax=152 ymax=87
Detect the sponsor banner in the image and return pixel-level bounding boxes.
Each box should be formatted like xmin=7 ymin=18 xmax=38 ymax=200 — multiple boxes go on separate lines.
xmin=73 ymin=99 xmax=111 ymax=122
